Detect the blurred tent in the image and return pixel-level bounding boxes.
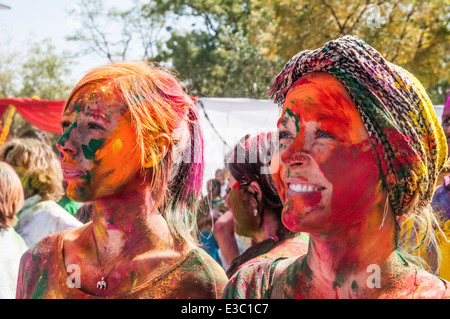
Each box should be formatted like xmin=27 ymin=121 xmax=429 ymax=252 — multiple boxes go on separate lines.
xmin=0 ymin=98 xmax=64 ymax=145
xmin=197 ymin=98 xmax=280 ymax=185
xmin=0 ymin=98 xmax=64 ymax=134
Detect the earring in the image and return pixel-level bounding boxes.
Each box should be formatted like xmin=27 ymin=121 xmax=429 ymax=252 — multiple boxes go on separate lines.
xmin=253 ymin=208 xmax=258 ymax=217
xmin=379 ymin=196 xmax=389 ymax=229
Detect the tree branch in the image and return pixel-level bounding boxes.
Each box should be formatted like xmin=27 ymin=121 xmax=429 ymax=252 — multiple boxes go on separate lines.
xmin=321 ymin=0 xmax=345 ymax=35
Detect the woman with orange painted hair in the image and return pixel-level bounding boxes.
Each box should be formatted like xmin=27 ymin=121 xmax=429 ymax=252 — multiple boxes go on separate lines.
xmin=16 ymin=61 xmax=228 ymax=299
xmin=0 ymin=161 xmax=28 ymax=298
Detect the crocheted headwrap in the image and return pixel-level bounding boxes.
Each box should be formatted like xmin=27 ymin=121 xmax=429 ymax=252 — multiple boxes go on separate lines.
xmin=268 ymin=35 xmax=447 ymax=217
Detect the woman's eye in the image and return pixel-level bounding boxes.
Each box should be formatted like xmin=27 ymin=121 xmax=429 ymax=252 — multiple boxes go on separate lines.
xmin=279 ymin=131 xmax=292 ymax=140
xmin=316 ymin=129 xmax=335 ymax=139
xmin=87 ymin=122 xmax=105 ymax=130
xmin=61 ymin=121 xmax=72 ymax=131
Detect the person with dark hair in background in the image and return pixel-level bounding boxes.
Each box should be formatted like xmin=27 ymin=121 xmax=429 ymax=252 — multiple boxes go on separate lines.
xmin=218 ymin=132 xmax=308 ymax=278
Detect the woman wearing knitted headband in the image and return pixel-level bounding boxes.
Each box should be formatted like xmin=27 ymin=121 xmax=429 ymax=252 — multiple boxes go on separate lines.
xmin=224 ymin=35 xmax=449 ymax=299
xmin=16 ymin=62 xmax=228 ymax=299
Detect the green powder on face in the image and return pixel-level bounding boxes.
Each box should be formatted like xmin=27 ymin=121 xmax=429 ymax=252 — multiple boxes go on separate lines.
xmin=57 ymin=121 xmax=78 ymax=146
xmin=81 ymin=138 xmax=106 ymax=160
xmin=73 ymin=103 xmax=82 ymax=113
xmin=284 ymin=108 xmax=300 ymax=134
xmin=332 ymin=273 xmax=346 ymax=290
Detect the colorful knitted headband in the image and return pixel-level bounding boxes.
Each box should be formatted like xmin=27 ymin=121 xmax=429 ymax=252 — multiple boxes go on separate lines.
xmin=268 ymin=35 xmax=447 ymax=216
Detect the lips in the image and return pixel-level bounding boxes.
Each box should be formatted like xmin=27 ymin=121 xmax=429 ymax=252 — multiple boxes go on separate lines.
xmin=61 ymin=163 xmax=86 ymax=180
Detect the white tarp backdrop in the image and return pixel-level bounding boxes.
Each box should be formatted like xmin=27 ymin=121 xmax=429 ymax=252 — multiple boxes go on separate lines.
xmin=197 ymin=98 xmax=280 ymax=191
xmin=196 ymin=97 xmax=444 ymax=193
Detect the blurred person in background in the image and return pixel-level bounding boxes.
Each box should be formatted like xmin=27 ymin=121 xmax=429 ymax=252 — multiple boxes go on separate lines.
xmin=0 ymin=138 xmax=82 ymax=247
xmin=0 ymin=161 xmax=28 ymax=298
xmin=217 ymin=132 xmax=308 ymax=278
xmin=19 ymin=128 xmax=83 ymax=216
xmin=197 ymin=178 xmax=228 ymax=265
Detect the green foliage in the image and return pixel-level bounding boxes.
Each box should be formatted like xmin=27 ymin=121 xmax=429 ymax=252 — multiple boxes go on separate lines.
xmin=19 ymin=39 xmax=72 ymax=100
xmin=248 ymin=0 xmax=450 ymax=104
xmin=66 ymin=0 xmax=168 ymax=62
xmin=0 ymin=37 xmax=72 ymax=147
xmin=153 ymin=0 xmax=283 ymax=98
xmin=64 ymin=0 xmax=448 ymax=103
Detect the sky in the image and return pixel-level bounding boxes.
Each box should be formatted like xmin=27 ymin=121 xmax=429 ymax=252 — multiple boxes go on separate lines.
xmin=0 ymin=0 xmax=135 ymax=84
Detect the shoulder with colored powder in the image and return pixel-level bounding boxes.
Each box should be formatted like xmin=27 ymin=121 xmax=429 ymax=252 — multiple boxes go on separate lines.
xmin=16 ymin=232 xmax=63 ymax=299
xmin=223 ymin=257 xmax=287 ymax=299
xmin=174 ymin=248 xmax=229 ymax=298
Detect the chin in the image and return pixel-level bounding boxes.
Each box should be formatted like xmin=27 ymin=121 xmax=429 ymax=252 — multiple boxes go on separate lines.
xmin=281 ymin=207 xmax=309 ymax=232
xmin=281 ymin=205 xmax=330 ymax=234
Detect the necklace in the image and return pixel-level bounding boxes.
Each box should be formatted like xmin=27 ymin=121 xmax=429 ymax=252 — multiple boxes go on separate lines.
xmin=92 ymin=216 xmax=160 ymax=290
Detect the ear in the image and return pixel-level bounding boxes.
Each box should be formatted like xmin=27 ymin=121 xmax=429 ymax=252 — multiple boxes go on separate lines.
xmin=247 ymin=181 xmax=262 ymax=202
xmin=143 ymin=133 xmax=171 ymax=168
xmin=247 ymin=181 xmax=263 ymax=213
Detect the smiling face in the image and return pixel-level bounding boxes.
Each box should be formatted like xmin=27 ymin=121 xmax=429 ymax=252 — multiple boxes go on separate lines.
xmin=272 ymin=72 xmax=384 ymax=233
xmin=57 ymin=82 xmax=142 ymax=202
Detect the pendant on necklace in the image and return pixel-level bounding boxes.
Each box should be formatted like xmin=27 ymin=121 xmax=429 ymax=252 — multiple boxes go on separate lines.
xmin=97 ymin=277 xmax=107 ymax=290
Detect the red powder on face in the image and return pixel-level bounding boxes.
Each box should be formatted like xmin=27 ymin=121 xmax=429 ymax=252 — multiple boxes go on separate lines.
xmin=276 ymin=72 xmax=383 ymax=233
xmin=320 ymin=141 xmax=381 ymax=227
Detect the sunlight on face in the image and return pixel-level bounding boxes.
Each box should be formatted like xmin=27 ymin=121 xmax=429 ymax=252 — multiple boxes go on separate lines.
xmin=272 ymin=72 xmax=383 ymax=233
xmin=57 ymin=83 xmax=141 ymax=202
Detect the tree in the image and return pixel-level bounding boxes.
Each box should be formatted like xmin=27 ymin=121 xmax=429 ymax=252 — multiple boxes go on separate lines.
xmin=0 ymin=37 xmax=73 ymax=148
xmin=65 ymin=0 xmax=449 ymax=103
xmin=152 ymin=0 xmax=283 ymax=98
xmin=66 ymin=0 xmax=168 ymax=62
xmin=19 ymin=39 xmax=73 ymax=100
xmin=248 ymin=0 xmax=450 ymax=104
xmin=0 ymin=32 xmax=20 ymax=98
xmin=65 ymin=0 xmax=282 ymax=98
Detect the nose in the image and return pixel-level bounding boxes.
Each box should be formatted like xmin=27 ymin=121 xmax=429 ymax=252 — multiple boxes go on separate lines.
xmin=280 ymin=133 xmax=311 ymax=167
xmin=56 ymin=125 xmax=78 ymax=158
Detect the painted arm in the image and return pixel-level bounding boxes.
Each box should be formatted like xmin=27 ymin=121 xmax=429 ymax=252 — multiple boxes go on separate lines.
xmin=213 ymin=210 xmax=240 ymax=265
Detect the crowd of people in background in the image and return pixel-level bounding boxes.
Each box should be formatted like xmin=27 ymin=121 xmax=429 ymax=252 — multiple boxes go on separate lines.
xmin=1 ymin=35 xmax=450 ymax=299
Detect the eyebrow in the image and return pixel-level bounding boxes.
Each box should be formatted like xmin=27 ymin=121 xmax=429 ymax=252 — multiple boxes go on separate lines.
xmin=86 ymin=107 xmax=111 ymax=124
xmin=316 ymin=112 xmax=339 ymax=121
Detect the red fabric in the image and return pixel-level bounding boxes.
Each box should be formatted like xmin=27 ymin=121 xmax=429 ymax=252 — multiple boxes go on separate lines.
xmin=0 ymin=98 xmax=65 ymax=134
